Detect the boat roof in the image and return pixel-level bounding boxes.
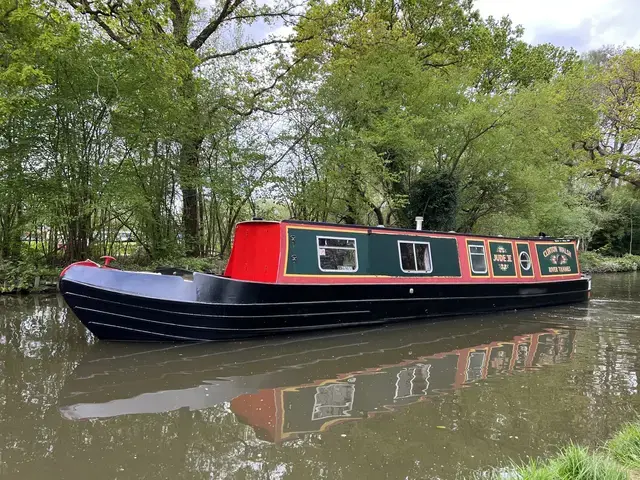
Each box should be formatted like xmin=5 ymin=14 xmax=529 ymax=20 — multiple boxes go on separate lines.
xmin=237 ymin=219 xmax=576 ymax=243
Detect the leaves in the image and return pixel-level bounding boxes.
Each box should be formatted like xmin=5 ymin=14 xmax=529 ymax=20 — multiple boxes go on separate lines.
xmin=1 ymin=0 xmax=640 ymax=263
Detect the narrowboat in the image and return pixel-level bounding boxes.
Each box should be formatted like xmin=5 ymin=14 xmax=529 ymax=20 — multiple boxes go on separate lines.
xmin=58 ymin=219 xmax=591 ymax=342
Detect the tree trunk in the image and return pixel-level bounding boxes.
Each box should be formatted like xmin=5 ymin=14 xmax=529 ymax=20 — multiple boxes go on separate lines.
xmin=180 ymin=136 xmax=203 ymax=257
xmin=66 ymin=207 xmax=91 ymax=261
xmin=178 ymin=72 xmax=203 ymax=257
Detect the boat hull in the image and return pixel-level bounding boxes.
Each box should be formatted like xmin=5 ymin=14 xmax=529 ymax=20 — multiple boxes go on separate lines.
xmin=59 ymin=266 xmax=590 ymax=342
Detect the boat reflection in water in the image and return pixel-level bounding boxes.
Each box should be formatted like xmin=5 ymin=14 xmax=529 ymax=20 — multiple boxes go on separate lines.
xmin=59 ymin=316 xmax=576 ymax=442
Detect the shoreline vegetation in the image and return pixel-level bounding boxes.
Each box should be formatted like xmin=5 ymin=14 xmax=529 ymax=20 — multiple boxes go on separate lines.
xmin=0 ymin=256 xmax=226 ymax=294
xmin=580 ymin=252 xmax=640 ymax=274
xmin=471 ymin=422 xmax=640 ymax=480
xmin=0 ymin=252 xmax=637 ymax=295
xmin=3 ymin=2 xmax=640 ymax=298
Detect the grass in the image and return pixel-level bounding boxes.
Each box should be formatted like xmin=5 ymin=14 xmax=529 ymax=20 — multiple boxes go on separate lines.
xmin=607 ymin=423 xmax=640 ymax=469
xmin=470 ymin=423 xmax=640 ymax=480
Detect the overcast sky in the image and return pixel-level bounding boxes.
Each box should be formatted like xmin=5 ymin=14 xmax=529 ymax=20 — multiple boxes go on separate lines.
xmin=474 ymin=0 xmax=640 ymax=52
xmin=201 ymin=0 xmax=640 ymax=53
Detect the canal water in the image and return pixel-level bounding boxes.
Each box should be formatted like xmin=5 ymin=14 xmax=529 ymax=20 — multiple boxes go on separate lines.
xmin=1 ymin=273 xmax=639 ymax=479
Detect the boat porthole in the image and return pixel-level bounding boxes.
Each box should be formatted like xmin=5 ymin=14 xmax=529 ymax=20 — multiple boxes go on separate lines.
xmin=519 ymin=251 xmax=532 ymax=271
xmin=409 ymin=288 xmax=414 ymax=294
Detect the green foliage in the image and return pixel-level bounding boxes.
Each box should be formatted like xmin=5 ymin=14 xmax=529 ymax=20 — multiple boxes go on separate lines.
xmin=1 ymin=0 xmax=639 ymax=272
xmin=471 ymin=445 xmax=629 ymax=480
xmin=401 ymin=171 xmax=459 ymax=230
xmin=551 ymin=445 xmax=628 ymax=480
xmin=0 ymin=259 xmax=58 ymax=293
xmin=114 ymin=256 xmax=227 ymax=274
xmin=568 ymin=48 xmax=640 ymax=190
xmin=579 ymin=252 xmax=640 ymax=273
xmin=607 ymin=423 xmax=640 ymax=468
xmin=288 ymin=0 xmax=593 ymax=235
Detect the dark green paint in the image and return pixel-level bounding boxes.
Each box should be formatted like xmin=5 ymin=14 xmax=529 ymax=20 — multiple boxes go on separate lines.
xmin=516 ymin=244 xmax=534 ymax=277
xmin=535 ymin=243 xmax=579 ymax=276
xmin=369 ymin=233 xmax=460 ymax=277
xmin=286 ymin=229 xmax=368 ymax=275
xmin=489 ymin=241 xmax=517 ymax=277
xmin=285 ymin=228 xmax=460 ymax=277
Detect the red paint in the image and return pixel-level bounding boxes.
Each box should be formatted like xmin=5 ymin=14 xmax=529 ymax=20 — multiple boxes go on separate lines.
xmin=101 ymin=256 xmax=116 ymax=267
xmin=231 ymin=389 xmax=280 ymax=442
xmin=223 ymin=221 xmax=281 ymax=282
xmin=218 ymin=220 xmax=582 ymax=285
xmin=59 ymin=260 xmax=100 ymax=278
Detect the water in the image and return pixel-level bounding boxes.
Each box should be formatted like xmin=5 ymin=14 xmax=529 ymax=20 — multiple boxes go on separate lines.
xmin=1 ymin=273 xmax=639 ymax=479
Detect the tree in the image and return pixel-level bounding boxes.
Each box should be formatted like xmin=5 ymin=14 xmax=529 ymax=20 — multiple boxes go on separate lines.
xmin=65 ymin=0 xmax=308 ymax=256
xmin=572 ymin=49 xmax=640 ymax=190
xmin=284 ymin=0 xmax=578 ymax=232
xmin=401 ymin=171 xmax=459 ymax=231
xmin=0 ymin=0 xmax=78 ymax=258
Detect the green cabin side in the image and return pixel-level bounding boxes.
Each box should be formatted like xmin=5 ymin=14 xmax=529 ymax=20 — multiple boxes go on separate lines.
xmin=284 ymin=226 xmax=461 ymax=277
xmin=279 ymin=223 xmax=581 ymax=281
xmin=535 ymin=243 xmax=579 ymax=276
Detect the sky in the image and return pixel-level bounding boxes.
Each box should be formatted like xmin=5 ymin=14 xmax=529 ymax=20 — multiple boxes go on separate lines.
xmin=198 ymin=0 xmax=640 ymax=54
xmin=474 ymin=0 xmax=640 ymax=52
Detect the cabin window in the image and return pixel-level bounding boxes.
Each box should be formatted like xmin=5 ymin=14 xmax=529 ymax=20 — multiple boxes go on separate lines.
xmin=520 ymin=251 xmax=532 ymax=271
xmin=312 ymin=383 xmax=355 ymax=420
xmin=398 ymin=241 xmax=433 ymax=273
xmin=317 ymin=237 xmax=358 ymax=272
xmin=469 ymin=244 xmax=488 ymax=274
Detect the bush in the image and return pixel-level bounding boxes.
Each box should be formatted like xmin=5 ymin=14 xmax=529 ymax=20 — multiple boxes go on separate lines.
xmin=0 ymin=260 xmax=59 ymax=293
xmin=580 ymin=252 xmax=640 ymax=273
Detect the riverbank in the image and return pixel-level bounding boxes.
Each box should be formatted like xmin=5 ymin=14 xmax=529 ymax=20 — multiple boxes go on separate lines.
xmin=580 ymin=252 xmax=640 ymax=274
xmin=0 ymin=257 xmax=226 ymax=294
xmin=1 ymin=252 xmax=637 ymax=294
xmin=0 ymin=260 xmax=60 ymax=294
xmin=473 ymin=422 xmax=640 ymax=479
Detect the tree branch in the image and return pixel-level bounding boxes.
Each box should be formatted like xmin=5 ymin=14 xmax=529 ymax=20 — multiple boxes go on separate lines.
xmin=189 ymin=0 xmax=244 ymax=51
xmin=599 ymin=168 xmax=640 ymax=188
xmin=450 ymin=110 xmax=508 ymax=173
xmin=221 ymin=8 xmax=306 ymax=23
xmin=66 ymin=0 xmax=130 ymax=49
xmin=199 ymin=35 xmax=312 ymax=62
xmin=0 ymin=0 xmax=18 ymax=23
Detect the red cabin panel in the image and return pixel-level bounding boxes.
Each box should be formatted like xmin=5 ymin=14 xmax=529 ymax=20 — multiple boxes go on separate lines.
xmin=223 ymin=222 xmax=281 ymax=282
xmin=231 ymin=390 xmax=281 ymax=442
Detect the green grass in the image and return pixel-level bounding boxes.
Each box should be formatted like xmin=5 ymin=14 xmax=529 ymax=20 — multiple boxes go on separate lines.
xmin=470 ymin=426 xmax=640 ymax=480
xmin=607 ymin=423 xmax=640 ymax=469
xmin=499 ymin=445 xmax=628 ymax=480
xmin=551 ymin=445 xmax=628 ymax=480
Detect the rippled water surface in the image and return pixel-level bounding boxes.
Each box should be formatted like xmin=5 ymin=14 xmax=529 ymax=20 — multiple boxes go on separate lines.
xmin=1 ymin=272 xmax=639 ymax=479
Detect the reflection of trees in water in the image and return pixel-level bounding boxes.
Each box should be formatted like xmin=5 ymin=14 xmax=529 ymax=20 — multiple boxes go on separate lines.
xmin=0 ymin=295 xmax=92 ymax=477
xmin=2 ymin=293 xmax=640 ymax=479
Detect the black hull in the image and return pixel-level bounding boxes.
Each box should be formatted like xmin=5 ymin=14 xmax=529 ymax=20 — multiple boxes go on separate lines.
xmin=59 ymin=266 xmax=590 ymax=342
